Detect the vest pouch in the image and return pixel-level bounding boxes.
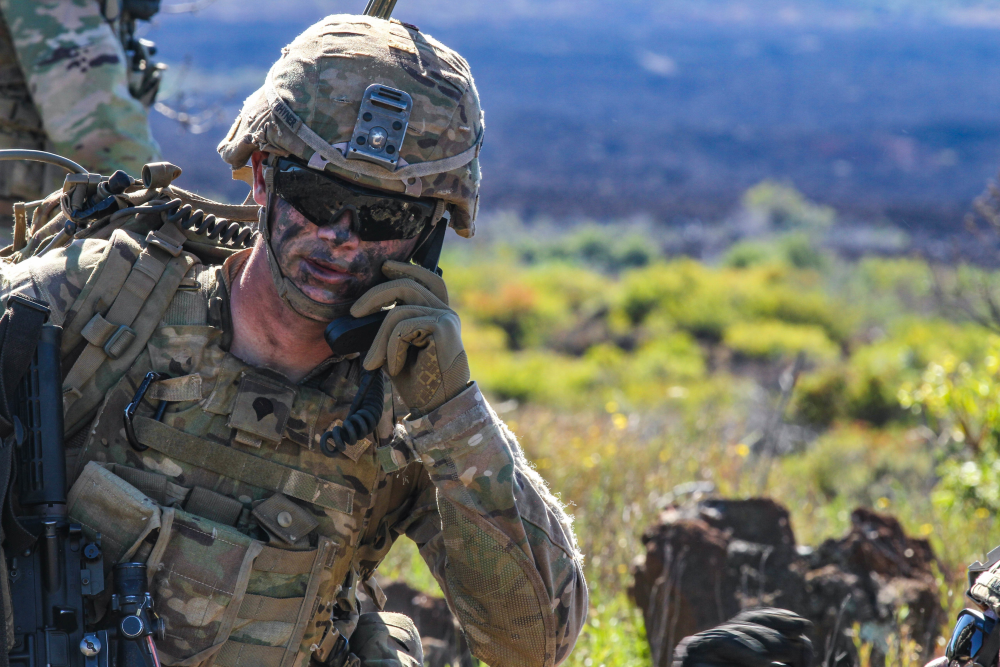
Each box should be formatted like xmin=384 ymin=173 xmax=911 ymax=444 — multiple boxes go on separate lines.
xmin=146 ymin=507 xmax=340 ymax=667
xmin=67 ymin=461 xmax=162 ymax=568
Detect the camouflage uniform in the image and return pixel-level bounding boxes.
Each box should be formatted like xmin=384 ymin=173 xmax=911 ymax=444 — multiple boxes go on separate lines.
xmin=0 ymin=227 xmax=587 ymax=666
xmin=0 ymin=13 xmax=587 ymax=667
xmin=0 ymin=0 xmax=159 ymax=209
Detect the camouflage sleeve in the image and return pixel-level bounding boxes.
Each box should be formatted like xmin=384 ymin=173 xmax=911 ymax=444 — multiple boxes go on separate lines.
xmin=0 ymin=0 xmax=159 ymax=175
xmin=0 ymin=238 xmax=110 ymax=324
xmin=399 ymin=383 xmax=588 ymax=667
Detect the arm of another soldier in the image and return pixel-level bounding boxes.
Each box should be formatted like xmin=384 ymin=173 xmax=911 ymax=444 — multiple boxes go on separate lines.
xmin=0 ymin=0 xmax=159 ymax=175
xmin=393 ymin=388 xmax=589 ymax=667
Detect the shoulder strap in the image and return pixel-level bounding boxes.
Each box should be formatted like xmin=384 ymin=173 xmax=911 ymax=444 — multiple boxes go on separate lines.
xmin=61 ymin=225 xmax=199 ymax=430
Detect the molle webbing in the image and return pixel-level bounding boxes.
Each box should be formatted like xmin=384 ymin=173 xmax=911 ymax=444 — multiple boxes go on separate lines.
xmin=214 ymin=643 xmax=286 ymax=667
xmin=61 ymin=229 xmax=197 ymax=428
xmin=217 ymin=538 xmax=338 ymax=667
xmin=64 ymin=249 xmax=170 ymax=386
xmin=238 ymin=594 xmax=304 ymax=622
xmin=132 ymin=416 xmax=354 ymax=514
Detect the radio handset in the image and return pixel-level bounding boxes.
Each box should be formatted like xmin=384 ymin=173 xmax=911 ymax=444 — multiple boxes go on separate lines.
xmin=324 ymin=219 xmax=447 ymax=357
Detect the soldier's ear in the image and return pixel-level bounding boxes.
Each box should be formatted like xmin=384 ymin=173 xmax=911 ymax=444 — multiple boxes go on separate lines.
xmin=251 ymin=151 xmax=268 ymax=207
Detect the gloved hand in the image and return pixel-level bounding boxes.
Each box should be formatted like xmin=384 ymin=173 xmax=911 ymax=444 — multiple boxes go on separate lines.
xmin=672 ymin=608 xmax=814 ymax=667
xmin=352 ymin=261 xmax=470 ymax=416
xmin=970 ymin=560 xmax=1000 ymax=614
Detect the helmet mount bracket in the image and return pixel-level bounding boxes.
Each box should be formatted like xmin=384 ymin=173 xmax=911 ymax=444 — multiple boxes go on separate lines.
xmin=346 ymin=85 xmax=413 ymax=169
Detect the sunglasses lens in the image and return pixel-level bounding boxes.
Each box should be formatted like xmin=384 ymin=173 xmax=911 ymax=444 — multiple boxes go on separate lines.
xmin=354 ymin=198 xmax=435 ymax=242
xmin=272 ymin=159 xmax=435 ymax=241
xmin=947 ymin=611 xmax=995 ymax=663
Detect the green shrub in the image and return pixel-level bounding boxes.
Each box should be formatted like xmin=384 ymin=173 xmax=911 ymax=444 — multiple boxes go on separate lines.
xmin=724 ymin=241 xmax=777 ymax=268
xmin=794 ymin=368 xmax=848 ymax=427
xmin=744 ymin=181 xmax=836 ymax=231
xmin=743 ymin=284 xmax=848 ymax=343
xmin=775 ymin=423 xmax=934 ymax=506
xmin=780 ymin=232 xmax=827 ymax=270
xmin=724 ymin=320 xmax=839 ymax=362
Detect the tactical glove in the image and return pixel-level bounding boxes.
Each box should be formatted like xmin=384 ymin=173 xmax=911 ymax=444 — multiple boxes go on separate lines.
xmin=673 ymin=608 xmax=814 ymax=667
xmin=971 ymin=569 xmax=1000 ymax=615
xmin=352 ymin=261 xmax=470 ymax=416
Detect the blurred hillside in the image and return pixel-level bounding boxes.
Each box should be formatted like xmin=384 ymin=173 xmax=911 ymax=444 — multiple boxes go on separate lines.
xmin=146 ymin=0 xmax=1000 ymax=233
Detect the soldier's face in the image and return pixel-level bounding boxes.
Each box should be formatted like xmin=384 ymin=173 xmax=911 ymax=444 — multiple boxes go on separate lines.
xmin=268 ymin=195 xmax=421 ymax=305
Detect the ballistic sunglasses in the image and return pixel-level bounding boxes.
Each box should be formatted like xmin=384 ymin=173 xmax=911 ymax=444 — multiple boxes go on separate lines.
xmin=947 ymin=609 xmax=999 ymax=667
xmin=271 ymin=157 xmax=439 ymax=242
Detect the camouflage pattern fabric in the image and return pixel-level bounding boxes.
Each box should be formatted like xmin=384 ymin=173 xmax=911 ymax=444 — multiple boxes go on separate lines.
xmin=0 ymin=9 xmax=51 ymax=206
xmin=218 ymin=15 xmax=484 ymax=237
xmin=0 ymin=236 xmax=588 ymax=667
xmin=0 ymin=0 xmax=159 ymax=207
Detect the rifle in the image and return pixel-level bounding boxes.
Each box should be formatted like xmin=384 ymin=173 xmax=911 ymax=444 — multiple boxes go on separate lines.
xmin=2 ymin=298 xmax=162 ymax=667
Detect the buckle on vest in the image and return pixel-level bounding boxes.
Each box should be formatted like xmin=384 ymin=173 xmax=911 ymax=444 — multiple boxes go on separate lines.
xmin=104 ymin=324 xmax=136 ymax=359
xmin=145 ymin=230 xmax=184 ymax=257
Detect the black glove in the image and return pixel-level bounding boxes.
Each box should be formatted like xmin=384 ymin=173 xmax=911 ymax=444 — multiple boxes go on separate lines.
xmin=673 ymin=608 xmax=814 ymax=667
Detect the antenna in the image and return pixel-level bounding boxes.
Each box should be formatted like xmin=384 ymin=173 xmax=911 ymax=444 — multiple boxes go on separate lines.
xmin=363 ymin=0 xmax=398 ymax=19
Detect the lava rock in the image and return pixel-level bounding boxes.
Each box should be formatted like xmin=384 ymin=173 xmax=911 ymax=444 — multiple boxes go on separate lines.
xmin=631 ymin=499 xmax=942 ymax=667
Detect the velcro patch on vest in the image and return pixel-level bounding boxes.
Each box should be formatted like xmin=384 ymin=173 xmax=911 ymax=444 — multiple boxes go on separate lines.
xmin=148 ymin=374 xmax=203 ymax=402
xmin=229 ymin=373 xmax=296 ymax=445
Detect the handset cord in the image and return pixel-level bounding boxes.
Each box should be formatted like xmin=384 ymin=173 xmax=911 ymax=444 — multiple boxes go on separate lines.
xmin=162 ymin=199 xmax=255 ymax=247
xmin=320 ymin=369 xmax=385 ymax=456
xmin=316 ymin=218 xmax=449 ymax=458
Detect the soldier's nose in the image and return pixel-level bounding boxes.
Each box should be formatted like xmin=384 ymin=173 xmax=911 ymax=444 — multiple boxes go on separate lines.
xmin=318 ymin=211 xmax=358 ymax=247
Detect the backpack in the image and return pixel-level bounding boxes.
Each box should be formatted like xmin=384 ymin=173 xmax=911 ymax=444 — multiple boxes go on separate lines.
xmin=2 ymin=161 xmax=260 ymax=434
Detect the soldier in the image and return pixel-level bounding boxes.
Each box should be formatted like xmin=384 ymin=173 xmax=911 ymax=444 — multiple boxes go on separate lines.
xmin=1 ymin=14 xmax=587 ymax=667
xmin=0 ymin=0 xmax=160 ymax=214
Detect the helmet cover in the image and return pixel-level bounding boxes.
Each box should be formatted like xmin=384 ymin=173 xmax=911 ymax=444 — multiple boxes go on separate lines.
xmin=218 ymin=15 xmax=484 ymax=237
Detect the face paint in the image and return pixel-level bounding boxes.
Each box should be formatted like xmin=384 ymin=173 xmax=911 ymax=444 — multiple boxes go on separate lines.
xmin=269 ymin=196 xmax=420 ymax=306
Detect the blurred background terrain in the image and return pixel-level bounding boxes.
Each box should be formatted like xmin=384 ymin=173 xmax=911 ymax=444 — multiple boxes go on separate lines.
xmin=148 ymin=0 xmax=1000 ymax=246
xmin=132 ymin=1 xmax=1000 ymax=665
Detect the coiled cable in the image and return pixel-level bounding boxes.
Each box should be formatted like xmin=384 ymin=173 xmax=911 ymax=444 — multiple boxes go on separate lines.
xmin=320 ymin=369 xmax=385 ymax=457
xmin=163 ymin=199 xmax=255 ymax=248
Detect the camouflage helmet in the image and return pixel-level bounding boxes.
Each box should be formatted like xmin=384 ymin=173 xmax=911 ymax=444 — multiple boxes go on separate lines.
xmin=218 ymin=14 xmax=484 ymax=237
